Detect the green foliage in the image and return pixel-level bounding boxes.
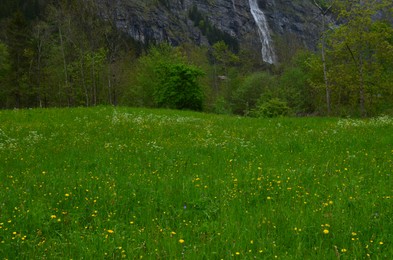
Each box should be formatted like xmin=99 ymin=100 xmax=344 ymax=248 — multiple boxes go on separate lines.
xmin=277 ymin=51 xmax=323 ymax=115
xmin=0 ymin=42 xmax=10 ymax=79
xmin=136 ymin=44 xmax=204 ymax=111
xmin=153 ymin=63 xmax=204 ymax=110
xmin=251 ymin=97 xmax=289 ymax=118
xmin=0 ymin=0 xmax=391 ymax=117
xmin=211 ymin=41 xmax=240 ymax=68
xmin=5 ymin=11 xmax=32 ymax=108
xmin=324 ymin=0 xmax=393 ymax=116
xmin=232 ymin=72 xmax=276 ymax=115
xmin=0 ymin=42 xmax=10 ymax=106
xmin=0 ymin=0 xmax=45 ymax=20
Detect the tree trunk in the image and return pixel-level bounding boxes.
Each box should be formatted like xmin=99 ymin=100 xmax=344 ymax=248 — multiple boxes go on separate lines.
xmin=313 ymin=0 xmax=332 ymax=116
xmin=58 ymin=26 xmax=70 ymax=106
xmin=358 ymin=55 xmax=366 ymax=117
xmin=321 ymin=15 xmax=331 ymax=115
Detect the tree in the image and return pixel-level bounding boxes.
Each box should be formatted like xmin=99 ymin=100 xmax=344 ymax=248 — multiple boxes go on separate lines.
xmin=153 ymin=63 xmax=204 ymax=110
xmin=28 ymin=20 xmax=51 ymax=107
xmin=0 ymin=42 xmax=11 ymax=107
xmin=326 ymin=0 xmax=393 ymax=116
xmin=6 ymin=11 xmax=31 ymax=108
xmin=313 ymin=0 xmax=334 ymax=115
xmin=136 ymin=44 xmax=205 ymax=111
xmin=232 ymin=72 xmax=276 ymax=115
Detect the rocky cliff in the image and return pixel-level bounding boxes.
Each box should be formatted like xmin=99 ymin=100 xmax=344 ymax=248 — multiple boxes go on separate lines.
xmin=96 ymin=0 xmax=324 ymax=64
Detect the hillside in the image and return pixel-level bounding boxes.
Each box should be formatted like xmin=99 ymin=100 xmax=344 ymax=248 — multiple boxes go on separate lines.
xmin=94 ymin=0 xmax=324 ymax=63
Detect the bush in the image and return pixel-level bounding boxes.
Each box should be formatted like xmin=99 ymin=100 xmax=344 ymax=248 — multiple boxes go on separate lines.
xmin=136 ymin=44 xmax=205 ymax=111
xmin=251 ymin=98 xmax=289 ymax=118
xmin=154 ymin=63 xmax=204 ymax=111
xmin=232 ymin=72 xmax=276 ymax=115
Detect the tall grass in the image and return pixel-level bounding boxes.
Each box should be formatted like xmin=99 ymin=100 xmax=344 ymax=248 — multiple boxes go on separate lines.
xmin=0 ymin=107 xmax=392 ymax=259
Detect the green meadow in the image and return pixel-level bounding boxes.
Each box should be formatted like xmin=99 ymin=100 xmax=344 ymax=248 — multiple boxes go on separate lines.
xmin=0 ymin=107 xmax=392 ymax=259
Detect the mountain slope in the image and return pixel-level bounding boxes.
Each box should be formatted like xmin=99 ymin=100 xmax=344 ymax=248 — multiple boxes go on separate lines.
xmin=96 ymin=0 xmax=325 ymax=63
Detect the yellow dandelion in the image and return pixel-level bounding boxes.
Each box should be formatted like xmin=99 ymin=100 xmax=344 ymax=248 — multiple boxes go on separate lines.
xmin=65 ymin=193 xmax=70 ymax=197
xmin=107 ymin=230 xmax=114 ymax=234
xmin=351 ymin=232 xmax=357 ymax=236
xmin=51 ymin=215 xmax=57 ymax=219
xmin=179 ymin=239 xmax=185 ymax=244
xmin=235 ymin=252 xmax=240 ymax=255
xmin=341 ymin=248 xmax=347 ymax=253
xmin=323 ymin=229 xmax=329 ymax=234
xmin=379 ymin=241 xmax=383 ymax=245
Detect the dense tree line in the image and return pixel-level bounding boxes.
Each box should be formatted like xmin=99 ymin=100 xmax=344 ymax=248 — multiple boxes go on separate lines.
xmin=0 ymin=0 xmax=392 ymax=117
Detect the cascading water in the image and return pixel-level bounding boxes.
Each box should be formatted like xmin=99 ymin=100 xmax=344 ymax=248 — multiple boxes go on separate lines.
xmin=249 ymin=0 xmax=276 ymax=64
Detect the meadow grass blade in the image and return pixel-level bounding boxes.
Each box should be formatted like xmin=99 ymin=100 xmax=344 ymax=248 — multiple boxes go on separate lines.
xmin=0 ymin=107 xmax=392 ymax=259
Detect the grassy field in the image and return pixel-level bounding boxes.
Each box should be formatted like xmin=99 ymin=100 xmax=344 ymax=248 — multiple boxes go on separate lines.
xmin=0 ymin=106 xmax=392 ymax=259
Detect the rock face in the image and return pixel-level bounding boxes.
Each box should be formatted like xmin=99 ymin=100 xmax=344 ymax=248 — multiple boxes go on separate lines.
xmin=96 ymin=0 xmax=324 ymax=63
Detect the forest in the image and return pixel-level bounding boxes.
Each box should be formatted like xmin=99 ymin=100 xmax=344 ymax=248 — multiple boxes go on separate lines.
xmin=0 ymin=0 xmax=392 ymax=117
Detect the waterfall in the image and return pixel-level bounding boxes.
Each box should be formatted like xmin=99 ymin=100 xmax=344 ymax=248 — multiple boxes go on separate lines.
xmin=249 ymin=0 xmax=276 ymax=64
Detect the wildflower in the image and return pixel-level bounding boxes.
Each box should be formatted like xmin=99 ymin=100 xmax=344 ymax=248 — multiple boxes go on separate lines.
xmin=351 ymin=232 xmax=357 ymax=236
xmin=65 ymin=193 xmax=70 ymax=197
xmin=341 ymin=248 xmax=347 ymax=253
xmin=379 ymin=241 xmax=383 ymax=245
xmin=107 ymin=230 xmax=114 ymax=234
xmin=323 ymin=229 xmax=329 ymax=234
xmin=235 ymin=252 xmax=240 ymax=255
xmin=51 ymin=215 xmax=57 ymax=219
xmin=179 ymin=239 xmax=185 ymax=244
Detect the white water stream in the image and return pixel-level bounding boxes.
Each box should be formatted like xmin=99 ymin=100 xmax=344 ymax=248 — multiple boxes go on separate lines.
xmin=249 ymin=0 xmax=276 ymax=64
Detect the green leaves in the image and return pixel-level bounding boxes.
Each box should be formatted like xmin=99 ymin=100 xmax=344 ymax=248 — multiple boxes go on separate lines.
xmin=0 ymin=42 xmax=10 ymax=79
xmin=323 ymin=0 xmax=393 ymax=116
xmin=136 ymin=44 xmax=205 ymax=111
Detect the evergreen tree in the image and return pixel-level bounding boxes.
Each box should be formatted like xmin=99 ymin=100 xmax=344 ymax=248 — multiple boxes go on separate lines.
xmin=5 ymin=11 xmax=31 ymax=107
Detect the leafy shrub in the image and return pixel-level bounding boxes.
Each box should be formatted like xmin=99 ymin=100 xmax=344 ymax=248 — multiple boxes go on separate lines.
xmin=232 ymin=72 xmax=276 ymax=115
xmin=153 ymin=63 xmax=204 ymax=111
xmin=136 ymin=44 xmax=204 ymax=111
xmin=251 ymin=98 xmax=289 ymax=118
